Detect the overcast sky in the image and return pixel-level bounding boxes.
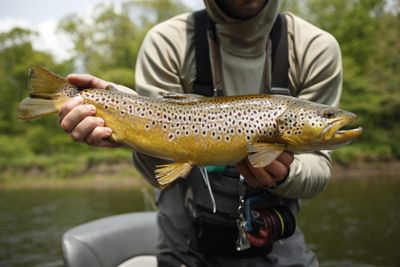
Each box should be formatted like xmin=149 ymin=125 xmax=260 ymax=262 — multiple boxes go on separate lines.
xmin=0 ymin=0 xmax=205 ymax=61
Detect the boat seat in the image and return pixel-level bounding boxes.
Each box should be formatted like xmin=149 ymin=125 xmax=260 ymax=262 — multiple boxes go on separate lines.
xmin=62 ymin=212 xmax=158 ymax=267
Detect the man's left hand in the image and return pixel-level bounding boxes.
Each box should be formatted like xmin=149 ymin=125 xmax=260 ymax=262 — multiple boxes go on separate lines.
xmin=236 ymin=151 xmax=294 ymax=188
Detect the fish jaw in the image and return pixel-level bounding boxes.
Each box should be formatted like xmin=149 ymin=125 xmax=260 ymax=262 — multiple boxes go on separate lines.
xmin=321 ymin=113 xmax=363 ymax=147
xmin=283 ymin=110 xmax=363 ymax=152
xmin=331 ymin=127 xmax=363 ymax=145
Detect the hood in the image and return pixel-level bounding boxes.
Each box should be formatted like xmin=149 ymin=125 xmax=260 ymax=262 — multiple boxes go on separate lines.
xmin=203 ymin=0 xmax=280 ymax=57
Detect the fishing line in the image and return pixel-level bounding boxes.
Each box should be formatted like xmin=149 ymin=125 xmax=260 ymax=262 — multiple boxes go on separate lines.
xmin=199 ymin=166 xmax=217 ymax=213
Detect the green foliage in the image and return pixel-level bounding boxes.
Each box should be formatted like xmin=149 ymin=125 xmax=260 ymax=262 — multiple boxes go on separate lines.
xmin=283 ymin=0 xmax=400 ymax=163
xmin=58 ymin=0 xmax=188 ymax=88
xmin=0 ymin=0 xmax=188 ymax=178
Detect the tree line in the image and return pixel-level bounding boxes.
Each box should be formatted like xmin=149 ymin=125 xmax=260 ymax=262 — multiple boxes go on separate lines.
xmin=0 ymin=0 xmax=398 ymax=178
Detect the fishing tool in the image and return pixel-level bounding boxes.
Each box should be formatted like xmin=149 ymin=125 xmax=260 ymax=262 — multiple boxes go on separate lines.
xmin=236 ymin=176 xmax=297 ymax=250
xmin=236 ymin=175 xmax=251 ymax=251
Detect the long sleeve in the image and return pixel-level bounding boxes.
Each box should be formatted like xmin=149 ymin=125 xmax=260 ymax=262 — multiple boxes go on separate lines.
xmin=135 ymin=13 xmax=195 ymax=97
xmin=268 ymin=13 xmax=343 ymax=199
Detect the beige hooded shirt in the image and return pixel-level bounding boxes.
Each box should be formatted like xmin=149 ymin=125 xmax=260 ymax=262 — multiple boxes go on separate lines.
xmin=133 ymin=0 xmax=343 ymax=199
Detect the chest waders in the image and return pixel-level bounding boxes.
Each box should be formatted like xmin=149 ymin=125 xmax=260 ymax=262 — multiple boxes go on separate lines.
xmin=179 ymin=10 xmax=299 ymax=258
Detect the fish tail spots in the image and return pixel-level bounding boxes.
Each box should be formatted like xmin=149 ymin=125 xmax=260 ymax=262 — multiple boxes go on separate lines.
xmin=155 ymin=162 xmax=192 ymax=188
xmin=17 ymin=65 xmax=67 ymax=120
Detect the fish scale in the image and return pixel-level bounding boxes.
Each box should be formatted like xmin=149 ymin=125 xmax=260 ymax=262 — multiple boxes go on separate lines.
xmin=17 ymin=65 xmax=362 ymax=188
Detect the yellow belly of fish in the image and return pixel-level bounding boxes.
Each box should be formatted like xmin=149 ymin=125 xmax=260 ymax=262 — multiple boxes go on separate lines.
xmin=105 ymin=114 xmax=248 ymax=165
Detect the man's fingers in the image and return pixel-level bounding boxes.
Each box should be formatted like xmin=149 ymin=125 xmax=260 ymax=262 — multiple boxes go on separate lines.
xmin=67 ymin=74 xmax=110 ymax=89
xmin=237 ymin=160 xmax=275 ymax=187
xmin=60 ymin=104 xmax=97 ymax=133
xmin=87 ymin=127 xmax=121 ymax=147
xmin=276 ymin=151 xmax=294 ymax=167
xmin=85 ymin=125 xmax=110 ymax=145
xmin=69 ymin=117 xmax=104 ymax=142
xmin=85 ymin=126 xmax=118 ymax=147
xmin=58 ymin=96 xmax=84 ymax=123
xmin=56 ymin=73 xmax=128 ymax=149
xmin=245 ymin=160 xmax=276 ymax=187
xmin=263 ymin=160 xmax=288 ymax=181
xmin=236 ymin=152 xmax=294 ymax=188
xmin=236 ymin=161 xmax=259 ymax=187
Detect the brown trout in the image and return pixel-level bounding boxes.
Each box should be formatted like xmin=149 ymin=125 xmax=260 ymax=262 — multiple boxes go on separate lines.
xmin=17 ymin=65 xmax=362 ymax=187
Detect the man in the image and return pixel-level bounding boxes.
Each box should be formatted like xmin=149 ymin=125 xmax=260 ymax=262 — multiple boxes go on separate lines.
xmin=59 ymin=0 xmax=342 ymax=266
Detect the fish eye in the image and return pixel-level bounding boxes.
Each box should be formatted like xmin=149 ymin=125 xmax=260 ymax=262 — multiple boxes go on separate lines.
xmin=323 ymin=111 xmax=335 ymax=119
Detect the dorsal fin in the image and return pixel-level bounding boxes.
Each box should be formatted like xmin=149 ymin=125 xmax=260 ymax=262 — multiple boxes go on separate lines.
xmin=105 ymin=85 xmax=119 ymax=91
xmin=161 ymin=92 xmax=206 ymax=103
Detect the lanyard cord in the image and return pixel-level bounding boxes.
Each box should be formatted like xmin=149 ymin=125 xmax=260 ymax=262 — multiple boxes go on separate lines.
xmin=207 ymin=19 xmax=225 ymax=97
xmin=206 ymin=17 xmax=272 ymax=97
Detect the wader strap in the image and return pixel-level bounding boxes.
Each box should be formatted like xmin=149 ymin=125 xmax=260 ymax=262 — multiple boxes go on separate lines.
xmin=193 ymin=10 xmax=290 ymax=96
xmin=270 ymin=13 xmax=289 ymax=91
xmin=193 ymin=10 xmax=214 ymax=96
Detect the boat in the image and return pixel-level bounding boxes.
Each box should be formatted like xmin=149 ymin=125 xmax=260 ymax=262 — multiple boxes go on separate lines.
xmin=62 ymin=211 xmax=158 ymax=267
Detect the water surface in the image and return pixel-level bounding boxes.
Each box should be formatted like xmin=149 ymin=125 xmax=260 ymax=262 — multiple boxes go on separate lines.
xmin=299 ymin=177 xmax=400 ymax=267
xmin=0 ymin=178 xmax=399 ymax=267
xmin=0 ymin=188 xmax=146 ymax=267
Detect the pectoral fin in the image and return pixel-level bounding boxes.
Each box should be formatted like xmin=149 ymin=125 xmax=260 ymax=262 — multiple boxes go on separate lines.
xmin=155 ymin=162 xmax=192 ymax=188
xmin=247 ymin=143 xmax=286 ymax=168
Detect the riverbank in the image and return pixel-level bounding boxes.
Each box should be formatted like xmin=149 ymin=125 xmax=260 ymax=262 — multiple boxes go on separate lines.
xmin=331 ymin=159 xmax=400 ymax=179
xmin=0 ymin=162 xmax=148 ymax=190
xmin=1 ymin=159 xmax=399 ymax=190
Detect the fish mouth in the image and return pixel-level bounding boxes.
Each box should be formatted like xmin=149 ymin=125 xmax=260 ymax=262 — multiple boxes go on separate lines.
xmin=321 ymin=115 xmax=363 ymax=145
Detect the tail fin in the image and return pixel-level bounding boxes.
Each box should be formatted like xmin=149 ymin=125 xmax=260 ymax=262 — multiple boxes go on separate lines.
xmin=17 ymin=65 xmax=67 ymax=120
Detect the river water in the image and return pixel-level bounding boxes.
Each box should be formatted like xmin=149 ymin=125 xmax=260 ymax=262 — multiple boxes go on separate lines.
xmin=0 ymin=177 xmax=399 ymax=267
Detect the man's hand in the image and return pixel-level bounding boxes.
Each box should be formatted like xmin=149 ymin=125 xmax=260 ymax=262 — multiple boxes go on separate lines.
xmin=236 ymin=151 xmax=294 ymax=188
xmin=58 ymin=73 xmax=131 ymax=147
